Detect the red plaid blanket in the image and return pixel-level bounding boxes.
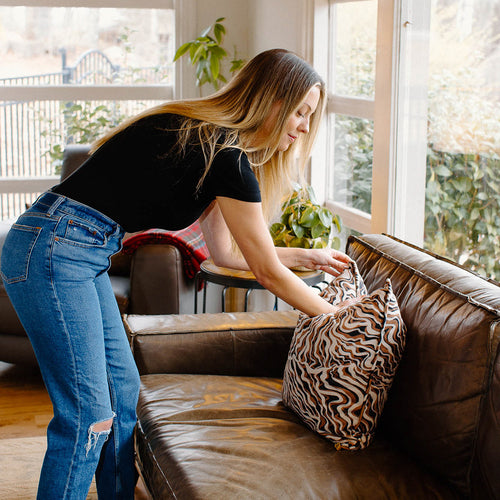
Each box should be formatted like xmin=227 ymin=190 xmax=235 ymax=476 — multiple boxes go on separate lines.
xmin=122 ymin=220 xmax=209 ymax=279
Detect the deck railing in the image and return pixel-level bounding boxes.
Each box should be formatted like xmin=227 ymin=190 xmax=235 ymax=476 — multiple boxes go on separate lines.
xmin=0 ymin=49 xmax=170 ymax=219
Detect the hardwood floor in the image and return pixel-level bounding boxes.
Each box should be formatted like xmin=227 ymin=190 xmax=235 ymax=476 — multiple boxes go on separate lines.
xmin=0 ymin=361 xmax=52 ymax=440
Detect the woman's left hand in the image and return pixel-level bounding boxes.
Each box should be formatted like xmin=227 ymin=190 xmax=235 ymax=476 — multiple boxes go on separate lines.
xmin=276 ymin=247 xmax=352 ymax=276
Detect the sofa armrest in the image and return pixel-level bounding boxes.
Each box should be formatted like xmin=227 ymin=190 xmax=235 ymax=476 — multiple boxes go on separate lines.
xmin=123 ymin=310 xmax=299 ymax=376
xmin=128 ymin=244 xmax=196 ymax=315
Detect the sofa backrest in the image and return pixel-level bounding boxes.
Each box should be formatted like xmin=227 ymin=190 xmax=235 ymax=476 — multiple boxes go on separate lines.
xmin=346 ymin=234 xmax=500 ymax=500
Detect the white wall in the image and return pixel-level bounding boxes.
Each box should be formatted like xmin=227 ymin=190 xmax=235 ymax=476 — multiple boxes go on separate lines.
xmin=193 ymin=0 xmax=310 ymax=58
xmin=247 ymin=0 xmax=312 ymax=60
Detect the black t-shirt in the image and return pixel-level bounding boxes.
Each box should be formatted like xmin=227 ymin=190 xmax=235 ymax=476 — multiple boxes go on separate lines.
xmin=52 ymin=113 xmax=261 ymax=232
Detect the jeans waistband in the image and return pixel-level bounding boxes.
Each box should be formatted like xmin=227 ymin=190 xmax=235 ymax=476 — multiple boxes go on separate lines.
xmin=33 ymin=191 xmax=122 ymax=235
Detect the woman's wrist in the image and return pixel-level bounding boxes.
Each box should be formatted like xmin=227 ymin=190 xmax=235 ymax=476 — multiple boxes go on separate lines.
xmin=275 ymin=246 xmax=308 ymax=269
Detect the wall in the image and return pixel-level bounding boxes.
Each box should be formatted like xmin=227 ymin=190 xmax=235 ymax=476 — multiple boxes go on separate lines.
xmin=246 ymin=0 xmax=311 ymax=60
xmin=194 ymin=0 xmax=310 ymax=58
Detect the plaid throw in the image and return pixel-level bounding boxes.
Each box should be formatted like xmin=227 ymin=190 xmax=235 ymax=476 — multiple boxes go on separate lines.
xmin=122 ymin=220 xmax=209 ymax=279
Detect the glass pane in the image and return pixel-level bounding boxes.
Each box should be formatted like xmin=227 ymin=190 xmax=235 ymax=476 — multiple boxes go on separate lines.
xmin=332 ymin=0 xmax=377 ymax=98
xmin=424 ymin=0 xmax=500 ymax=281
xmin=0 ymin=6 xmax=175 ymax=85
xmin=0 ymin=98 xmax=162 ymax=220
xmin=331 ymin=114 xmax=373 ymax=214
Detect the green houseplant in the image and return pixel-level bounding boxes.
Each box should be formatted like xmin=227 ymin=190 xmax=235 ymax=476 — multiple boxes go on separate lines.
xmin=270 ymin=186 xmax=342 ymax=251
xmin=173 ymin=17 xmax=245 ymax=91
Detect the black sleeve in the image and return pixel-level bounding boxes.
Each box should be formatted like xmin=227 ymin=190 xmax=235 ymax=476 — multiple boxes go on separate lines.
xmin=205 ymin=148 xmax=262 ymax=203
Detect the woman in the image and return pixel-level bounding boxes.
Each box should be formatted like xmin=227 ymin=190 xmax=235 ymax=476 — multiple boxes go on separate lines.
xmin=1 ymin=49 xmax=352 ymax=499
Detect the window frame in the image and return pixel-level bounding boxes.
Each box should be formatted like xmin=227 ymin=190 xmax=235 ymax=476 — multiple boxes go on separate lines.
xmin=0 ymin=0 xmax=194 ymax=195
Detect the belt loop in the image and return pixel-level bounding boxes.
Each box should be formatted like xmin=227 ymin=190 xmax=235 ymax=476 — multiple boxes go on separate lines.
xmin=46 ymin=194 xmax=65 ymax=215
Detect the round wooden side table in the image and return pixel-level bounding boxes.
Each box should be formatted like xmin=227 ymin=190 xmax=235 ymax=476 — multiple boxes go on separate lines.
xmin=194 ymin=258 xmax=326 ymax=313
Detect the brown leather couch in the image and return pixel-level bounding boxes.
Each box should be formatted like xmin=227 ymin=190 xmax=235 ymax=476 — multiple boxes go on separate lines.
xmin=0 ymin=144 xmax=196 ymax=365
xmin=124 ymin=234 xmax=500 ymax=500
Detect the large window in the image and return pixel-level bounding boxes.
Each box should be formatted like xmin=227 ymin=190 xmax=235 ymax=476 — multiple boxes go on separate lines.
xmin=312 ymin=0 xmax=397 ymax=238
xmin=424 ymin=0 xmax=499 ymax=281
xmin=315 ymin=0 xmax=499 ymax=281
xmin=0 ymin=1 xmax=182 ymax=220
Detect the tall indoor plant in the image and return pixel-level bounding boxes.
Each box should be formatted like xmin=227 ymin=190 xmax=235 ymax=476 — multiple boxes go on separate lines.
xmin=173 ymin=17 xmax=245 ymax=91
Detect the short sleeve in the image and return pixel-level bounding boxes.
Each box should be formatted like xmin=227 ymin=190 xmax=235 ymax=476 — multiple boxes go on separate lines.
xmin=205 ymin=148 xmax=261 ymax=203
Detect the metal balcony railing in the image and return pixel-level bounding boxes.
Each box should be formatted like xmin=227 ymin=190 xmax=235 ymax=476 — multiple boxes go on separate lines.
xmin=0 ymin=49 xmax=171 ymax=220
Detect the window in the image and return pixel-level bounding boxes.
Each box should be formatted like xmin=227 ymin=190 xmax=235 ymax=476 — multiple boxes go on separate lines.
xmin=314 ymin=0 xmax=499 ymax=281
xmin=0 ymin=0 xmax=192 ymax=220
xmin=312 ymin=0 xmax=402 ymax=238
xmin=423 ymin=0 xmax=499 ymax=280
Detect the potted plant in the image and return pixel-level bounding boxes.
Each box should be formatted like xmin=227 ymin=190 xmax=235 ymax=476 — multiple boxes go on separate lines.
xmin=270 ymin=185 xmax=342 ymax=251
xmin=173 ymin=17 xmax=245 ymax=91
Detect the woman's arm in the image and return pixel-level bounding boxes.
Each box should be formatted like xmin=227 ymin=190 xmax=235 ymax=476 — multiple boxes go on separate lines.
xmin=200 ymin=197 xmax=350 ymax=317
xmin=199 ymin=200 xmax=351 ymax=276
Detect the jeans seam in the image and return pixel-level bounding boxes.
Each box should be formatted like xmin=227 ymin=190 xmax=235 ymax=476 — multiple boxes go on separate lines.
xmin=48 ymin=229 xmax=82 ymax=500
xmin=106 ymin=365 xmax=120 ymax=495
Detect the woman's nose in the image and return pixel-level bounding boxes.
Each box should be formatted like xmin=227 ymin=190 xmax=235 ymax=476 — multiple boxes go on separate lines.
xmin=298 ymin=117 xmax=310 ymax=134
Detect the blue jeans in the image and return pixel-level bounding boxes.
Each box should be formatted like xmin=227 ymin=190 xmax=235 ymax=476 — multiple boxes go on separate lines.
xmin=0 ymin=191 xmax=140 ymax=500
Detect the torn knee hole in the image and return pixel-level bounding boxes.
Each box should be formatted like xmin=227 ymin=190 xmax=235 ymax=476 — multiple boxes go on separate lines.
xmin=92 ymin=417 xmax=113 ymax=433
xmin=86 ymin=416 xmax=114 ymax=455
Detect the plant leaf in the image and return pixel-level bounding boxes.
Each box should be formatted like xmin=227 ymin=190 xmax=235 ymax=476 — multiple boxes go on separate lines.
xmin=311 ymin=222 xmax=326 ymax=239
xmin=332 ymin=214 xmax=342 ymax=233
xmin=291 ymin=220 xmax=305 ymax=238
xmin=210 ymin=55 xmax=220 ymax=80
xmin=173 ymin=42 xmax=191 ymax=61
xmin=214 ymin=23 xmax=226 ymax=44
xmin=318 ymin=207 xmax=333 ymax=227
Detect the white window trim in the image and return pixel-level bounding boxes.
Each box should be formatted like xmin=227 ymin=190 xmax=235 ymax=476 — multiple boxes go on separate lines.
xmin=312 ymin=0 xmax=430 ymax=245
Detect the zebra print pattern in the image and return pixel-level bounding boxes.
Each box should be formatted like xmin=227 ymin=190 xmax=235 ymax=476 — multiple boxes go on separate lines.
xmin=319 ymin=261 xmax=368 ymax=304
xmin=282 ymin=265 xmax=406 ymax=450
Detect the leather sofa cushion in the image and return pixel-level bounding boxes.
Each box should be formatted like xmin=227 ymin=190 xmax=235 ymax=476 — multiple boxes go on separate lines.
xmin=136 ymin=373 xmax=458 ymax=500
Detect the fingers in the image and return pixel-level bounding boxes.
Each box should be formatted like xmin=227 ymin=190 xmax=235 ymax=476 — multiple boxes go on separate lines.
xmin=318 ymin=261 xmax=348 ymax=277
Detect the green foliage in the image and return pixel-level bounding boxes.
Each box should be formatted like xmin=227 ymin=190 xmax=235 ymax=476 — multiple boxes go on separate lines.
xmin=333 ymin=115 xmax=373 ymax=214
xmin=425 ymin=148 xmax=500 ymax=281
xmin=41 ymin=102 xmax=125 ymax=174
xmin=270 ymin=186 xmax=342 ymax=250
xmin=173 ymin=17 xmax=245 ymax=90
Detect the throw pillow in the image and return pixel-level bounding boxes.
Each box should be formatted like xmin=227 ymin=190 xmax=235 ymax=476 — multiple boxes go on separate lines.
xmin=319 ymin=261 xmax=368 ymax=304
xmin=282 ymin=265 xmax=406 ymax=450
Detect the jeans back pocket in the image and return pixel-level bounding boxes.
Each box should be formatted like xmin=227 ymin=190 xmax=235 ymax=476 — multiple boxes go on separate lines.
xmin=0 ymin=224 xmax=41 ymax=284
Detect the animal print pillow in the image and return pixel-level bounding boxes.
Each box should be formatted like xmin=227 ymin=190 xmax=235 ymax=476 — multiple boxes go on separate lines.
xmin=319 ymin=261 xmax=368 ymax=304
xmin=282 ymin=264 xmax=406 ymax=450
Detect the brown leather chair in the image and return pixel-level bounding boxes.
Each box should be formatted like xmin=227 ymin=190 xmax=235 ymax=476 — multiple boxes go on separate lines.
xmin=0 ymin=144 xmax=197 ymax=365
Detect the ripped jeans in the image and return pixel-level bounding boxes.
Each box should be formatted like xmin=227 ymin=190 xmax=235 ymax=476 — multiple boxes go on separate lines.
xmin=0 ymin=192 xmax=140 ymax=500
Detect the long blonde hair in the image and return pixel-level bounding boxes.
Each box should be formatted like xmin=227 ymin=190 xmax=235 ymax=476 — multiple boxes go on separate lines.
xmin=93 ymin=48 xmax=326 ymax=222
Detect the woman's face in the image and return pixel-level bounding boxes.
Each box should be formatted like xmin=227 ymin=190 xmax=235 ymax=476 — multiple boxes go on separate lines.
xmin=256 ymin=85 xmax=321 ymax=152
xmin=278 ymin=85 xmax=321 ymax=151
